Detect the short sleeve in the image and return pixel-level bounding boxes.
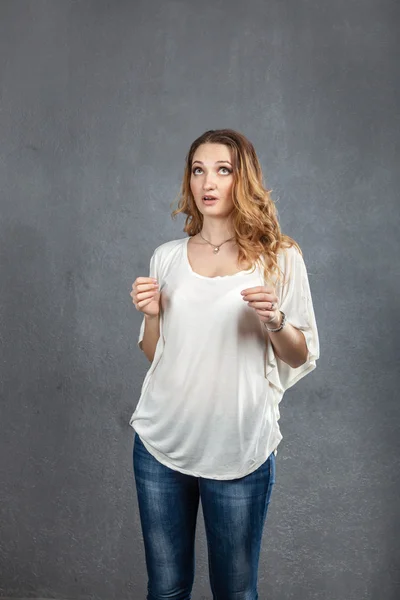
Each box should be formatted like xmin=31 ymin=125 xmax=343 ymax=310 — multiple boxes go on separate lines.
xmin=137 ymin=249 xmax=159 ymax=350
xmin=265 ymin=245 xmax=320 ymax=394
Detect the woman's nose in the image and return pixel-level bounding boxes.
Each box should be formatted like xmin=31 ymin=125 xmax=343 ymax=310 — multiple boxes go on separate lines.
xmin=203 ymin=175 xmax=216 ymax=189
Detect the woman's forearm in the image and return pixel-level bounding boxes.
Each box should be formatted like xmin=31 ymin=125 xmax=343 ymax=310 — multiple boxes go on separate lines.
xmin=264 ymin=317 xmax=308 ymax=368
xmin=140 ymin=314 xmax=160 ymax=362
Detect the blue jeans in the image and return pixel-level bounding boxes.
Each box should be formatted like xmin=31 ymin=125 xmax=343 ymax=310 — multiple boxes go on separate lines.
xmin=133 ymin=432 xmax=276 ymax=600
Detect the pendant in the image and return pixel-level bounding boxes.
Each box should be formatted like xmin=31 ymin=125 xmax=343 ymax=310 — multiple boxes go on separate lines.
xmin=213 ymin=247 xmax=220 ymax=254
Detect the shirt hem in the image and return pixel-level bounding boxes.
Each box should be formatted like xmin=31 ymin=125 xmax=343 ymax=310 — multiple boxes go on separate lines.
xmin=132 ymin=426 xmax=282 ymax=480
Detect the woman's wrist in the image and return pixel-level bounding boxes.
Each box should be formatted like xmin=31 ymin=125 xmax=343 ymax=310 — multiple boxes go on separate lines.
xmin=264 ymin=310 xmax=286 ymax=333
xmin=144 ymin=313 xmax=160 ymax=322
xmin=265 ymin=310 xmax=282 ymax=330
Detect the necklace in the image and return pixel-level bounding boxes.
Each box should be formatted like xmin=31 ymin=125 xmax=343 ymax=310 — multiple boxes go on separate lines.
xmin=199 ymin=231 xmax=236 ymax=254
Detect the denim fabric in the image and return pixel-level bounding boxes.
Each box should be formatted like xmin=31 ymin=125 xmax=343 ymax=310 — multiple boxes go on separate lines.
xmin=133 ymin=433 xmax=276 ymax=600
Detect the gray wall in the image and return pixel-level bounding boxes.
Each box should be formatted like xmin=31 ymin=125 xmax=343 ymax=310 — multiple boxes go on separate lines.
xmin=1 ymin=1 xmax=399 ymax=599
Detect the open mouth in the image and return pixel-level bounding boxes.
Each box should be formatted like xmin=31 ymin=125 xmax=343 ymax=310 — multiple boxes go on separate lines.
xmin=203 ymin=196 xmax=218 ymax=203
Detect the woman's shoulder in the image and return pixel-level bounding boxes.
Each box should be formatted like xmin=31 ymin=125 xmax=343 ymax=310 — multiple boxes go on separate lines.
xmin=276 ymin=241 xmax=303 ymax=264
xmin=153 ymin=236 xmax=187 ymax=257
xmin=150 ymin=237 xmax=188 ymax=278
xmin=273 ymin=242 xmax=307 ymax=285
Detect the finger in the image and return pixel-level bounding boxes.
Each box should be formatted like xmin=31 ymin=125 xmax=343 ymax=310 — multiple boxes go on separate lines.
xmin=241 ymin=285 xmax=275 ymax=295
xmin=133 ymin=278 xmax=158 ymax=287
xmin=131 ymin=288 xmax=156 ymax=304
xmin=248 ymin=301 xmax=276 ymax=310
xmin=246 ymin=285 xmax=275 ymax=293
xmin=135 ymin=277 xmax=158 ymax=285
xmin=244 ymin=293 xmax=275 ymax=302
xmin=137 ymin=296 xmax=158 ymax=308
xmin=134 ymin=281 xmax=159 ymax=294
xmin=136 ymin=289 xmax=159 ymax=302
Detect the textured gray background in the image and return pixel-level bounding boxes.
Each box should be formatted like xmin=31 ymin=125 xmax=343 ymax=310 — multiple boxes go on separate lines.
xmin=1 ymin=0 xmax=399 ymax=599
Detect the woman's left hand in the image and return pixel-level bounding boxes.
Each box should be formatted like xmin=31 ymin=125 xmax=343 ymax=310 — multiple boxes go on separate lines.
xmin=241 ymin=285 xmax=281 ymax=328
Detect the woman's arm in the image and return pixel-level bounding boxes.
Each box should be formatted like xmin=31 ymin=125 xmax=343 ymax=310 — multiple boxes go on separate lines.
xmin=140 ymin=314 xmax=160 ymax=362
xmin=264 ymin=313 xmax=308 ymax=369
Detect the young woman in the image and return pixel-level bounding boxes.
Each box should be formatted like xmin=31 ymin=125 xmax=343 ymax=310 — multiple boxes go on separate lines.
xmin=129 ymin=129 xmax=319 ymax=600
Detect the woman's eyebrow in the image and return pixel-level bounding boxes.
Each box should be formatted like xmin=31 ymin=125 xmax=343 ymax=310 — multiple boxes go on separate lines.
xmin=192 ymin=160 xmax=232 ymax=165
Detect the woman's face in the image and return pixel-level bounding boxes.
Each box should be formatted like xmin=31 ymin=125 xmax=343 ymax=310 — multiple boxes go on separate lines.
xmin=190 ymin=143 xmax=235 ymax=218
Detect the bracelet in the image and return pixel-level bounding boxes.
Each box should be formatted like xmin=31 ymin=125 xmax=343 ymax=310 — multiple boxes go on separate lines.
xmin=264 ymin=310 xmax=286 ymax=333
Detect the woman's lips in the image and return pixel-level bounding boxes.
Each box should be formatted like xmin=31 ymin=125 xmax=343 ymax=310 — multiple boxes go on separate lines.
xmin=202 ymin=197 xmax=218 ymax=205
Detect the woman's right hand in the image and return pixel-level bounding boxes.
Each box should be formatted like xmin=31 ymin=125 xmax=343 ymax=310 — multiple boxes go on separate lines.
xmin=130 ymin=277 xmax=160 ymax=317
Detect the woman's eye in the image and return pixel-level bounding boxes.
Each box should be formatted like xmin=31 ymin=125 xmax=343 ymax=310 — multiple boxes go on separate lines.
xmin=191 ymin=166 xmax=232 ymax=175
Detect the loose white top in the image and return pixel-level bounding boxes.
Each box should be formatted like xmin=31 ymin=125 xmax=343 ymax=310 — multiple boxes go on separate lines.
xmin=129 ymin=237 xmax=319 ymax=479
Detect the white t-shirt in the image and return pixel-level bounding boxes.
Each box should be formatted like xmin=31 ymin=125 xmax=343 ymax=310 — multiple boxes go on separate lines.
xmin=129 ymin=236 xmax=319 ymax=480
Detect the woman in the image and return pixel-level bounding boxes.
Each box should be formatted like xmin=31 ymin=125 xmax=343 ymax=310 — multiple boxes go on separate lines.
xmin=129 ymin=129 xmax=319 ymax=600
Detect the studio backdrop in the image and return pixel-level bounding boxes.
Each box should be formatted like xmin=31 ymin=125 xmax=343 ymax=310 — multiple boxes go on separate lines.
xmin=1 ymin=1 xmax=399 ymax=599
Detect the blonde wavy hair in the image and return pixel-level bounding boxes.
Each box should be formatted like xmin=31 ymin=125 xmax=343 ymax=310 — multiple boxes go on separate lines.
xmin=171 ymin=128 xmax=301 ymax=285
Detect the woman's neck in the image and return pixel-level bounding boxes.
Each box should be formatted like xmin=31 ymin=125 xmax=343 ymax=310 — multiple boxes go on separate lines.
xmin=200 ymin=221 xmax=235 ymax=244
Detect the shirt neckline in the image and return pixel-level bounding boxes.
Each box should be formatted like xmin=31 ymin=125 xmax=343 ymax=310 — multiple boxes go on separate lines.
xmin=184 ymin=236 xmax=254 ymax=280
